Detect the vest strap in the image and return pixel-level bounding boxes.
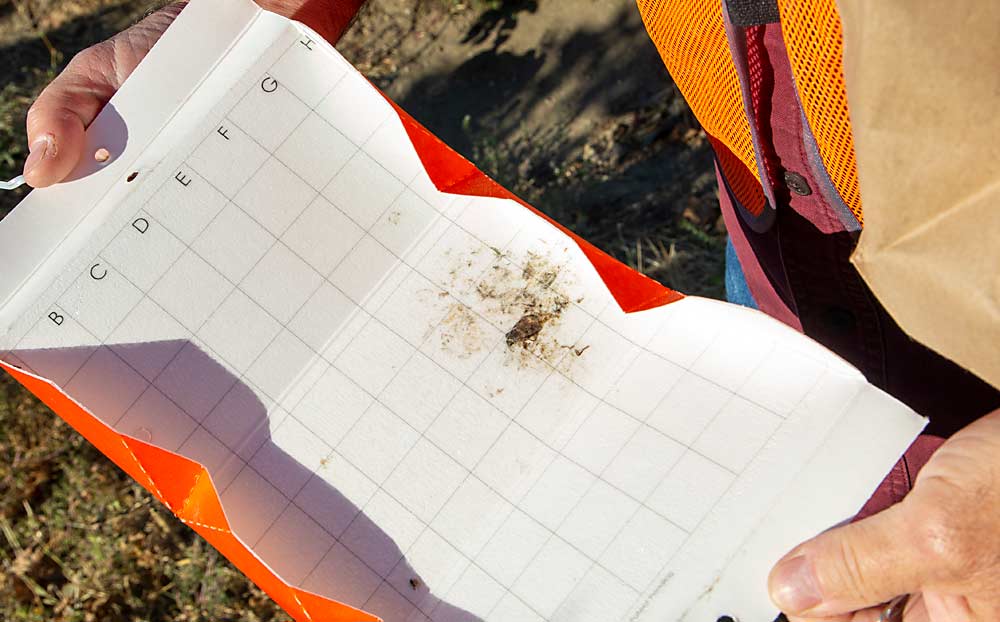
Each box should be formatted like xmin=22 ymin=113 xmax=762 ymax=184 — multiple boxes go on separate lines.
xmin=727 ymin=0 xmax=780 ymax=27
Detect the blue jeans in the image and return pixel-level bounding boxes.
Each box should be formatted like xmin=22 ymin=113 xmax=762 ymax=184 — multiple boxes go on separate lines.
xmin=725 ymin=237 xmax=758 ymax=309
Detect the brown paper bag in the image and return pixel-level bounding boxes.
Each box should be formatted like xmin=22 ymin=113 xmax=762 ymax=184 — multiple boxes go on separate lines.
xmin=839 ymin=0 xmax=1000 ymax=389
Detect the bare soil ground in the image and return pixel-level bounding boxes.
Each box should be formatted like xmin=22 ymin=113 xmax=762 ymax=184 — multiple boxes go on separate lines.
xmin=0 ymin=0 xmax=725 ymax=619
xmin=338 ymin=0 xmax=724 ymax=295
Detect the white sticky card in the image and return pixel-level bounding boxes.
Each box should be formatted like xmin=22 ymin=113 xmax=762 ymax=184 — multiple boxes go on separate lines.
xmin=0 ymin=1 xmax=926 ymax=621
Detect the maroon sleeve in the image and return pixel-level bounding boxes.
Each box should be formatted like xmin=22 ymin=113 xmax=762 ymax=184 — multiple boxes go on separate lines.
xmin=855 ymin=434 xmax=945 ymax=521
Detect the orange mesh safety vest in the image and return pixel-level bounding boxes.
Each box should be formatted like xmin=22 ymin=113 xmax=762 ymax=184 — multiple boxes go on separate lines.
xmin=636 ymin=0 xmax=861 ymax=226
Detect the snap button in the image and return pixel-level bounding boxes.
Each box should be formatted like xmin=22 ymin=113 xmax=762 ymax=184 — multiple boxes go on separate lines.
xmin=783 ymin=170 xmax=812 ymax=196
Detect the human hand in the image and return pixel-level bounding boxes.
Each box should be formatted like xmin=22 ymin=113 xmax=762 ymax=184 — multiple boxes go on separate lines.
xmin=22 ymin=0 xmax=363 ymax=188
xmin=22 ymin=2 xmax=186 ymax=187
xmin=768 ymin=408 xmax=1000 ymax=621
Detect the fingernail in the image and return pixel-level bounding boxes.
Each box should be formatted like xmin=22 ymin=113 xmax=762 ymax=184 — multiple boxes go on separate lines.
xmin=24 ymin=135 xmax=53 ymax=175
xmin=769 ymin=555 xmax=823 ymax=612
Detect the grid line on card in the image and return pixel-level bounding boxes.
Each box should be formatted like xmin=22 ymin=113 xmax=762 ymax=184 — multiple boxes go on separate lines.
xmin=120 ymin=178 xmax=750 ymax=500
xmin=257 ymin=95 xmax=800 ymax=461
xmin=35 ymin=295 xmax=253 ymax=485
xmin=31 ymin=274 xmax=664 ymax=613
xmin=0 ymin=17 xmax=295 ymax=342
xmin=78 ymin=76 xmax=327 ymax=380
xmin=180 ymin=35 xmax=304 ymax=194
xmin=540 ymin=360 xmax=830 ymax=616
xmin=19 ymin=297 xmax=246 ymax=491
xmin=32 ymin=303 xmax=147 ymax=401
xmin=13 ymin=293 xmax=301 ymax=554
xmin=55 ymin=64 xmax=548 ymax=604
xmin=159 ymin=40 xmax=544 ymax=617
xmin=219 ymin=42 xmax=636 ymax=616
xmin=588 ymin=311 xmax=796 ymax=421
xmin=331 ymin=289 xmax=568 ymax=616
xmin=283 ymin=283 xmax=702 ymax=619
xmin=74 ymin=92 xmax=480 ymax=616
xmin=10 ymin=34 xmax=340 ymax=502
xmin=3 ymin=33 xmax=531 ymax=620
xmin=5 ymin=30 xmax=851 ymax=622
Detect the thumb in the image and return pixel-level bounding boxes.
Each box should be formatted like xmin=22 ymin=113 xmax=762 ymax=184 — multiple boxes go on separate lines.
xmin=768 ymin=502 xmax=932 ymax=617
xmin=23 ymin=2 xmax=185 ymax=187
xmin=23 ymin=46 xmax=114 ymax=187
